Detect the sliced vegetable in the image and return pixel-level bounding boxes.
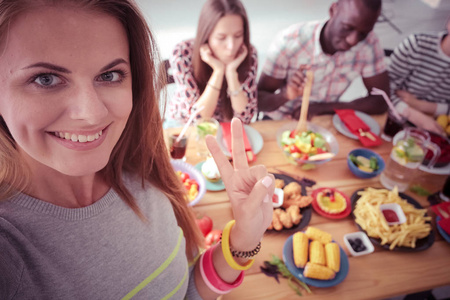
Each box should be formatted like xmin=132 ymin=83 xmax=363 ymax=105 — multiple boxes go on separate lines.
xmin=410 ymin=185 xmax=432 ymax=196
xmin=349 ymin=154 xmax=379 ymax=173
xmin=281 ymin=130 xmax=330 ymax=162
xmin=205 ymin=229 xmax=222 ymax=249
xmin=369 ymin=157 xmax=379 ymax=171
xmin=176 ymin=171 xmax=200 ymax=201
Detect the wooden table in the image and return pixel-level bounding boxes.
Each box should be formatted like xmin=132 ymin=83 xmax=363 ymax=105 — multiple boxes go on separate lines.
xmin=166 ymin=114 xmax=450 ymax=300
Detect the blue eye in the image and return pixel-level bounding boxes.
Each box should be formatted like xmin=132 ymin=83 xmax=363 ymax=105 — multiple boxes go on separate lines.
xmin=98 ymin=71 xmax=123 ymax=82
xmin=34 ymin=74 xmax=62 ymax=87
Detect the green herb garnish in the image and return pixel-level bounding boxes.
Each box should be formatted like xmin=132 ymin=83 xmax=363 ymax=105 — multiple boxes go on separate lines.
xmin=260 ymin=254 xmax=312 ymax=297
xmin=410 ymin=185 xmax=432 ymax=196
xmin=369 ymin=157 xmax=379 ymax=171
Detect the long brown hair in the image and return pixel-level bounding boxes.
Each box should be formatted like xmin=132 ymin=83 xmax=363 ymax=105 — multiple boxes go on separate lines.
xmin=0 ymin=0 xmax=203 ymax=259
xmin=192 ymin=0 xmax=252 ymax=120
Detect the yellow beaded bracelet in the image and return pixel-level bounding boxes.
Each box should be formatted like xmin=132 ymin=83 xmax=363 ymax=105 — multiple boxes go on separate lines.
xmin=221 ymin=220 xmax=255 ymax=271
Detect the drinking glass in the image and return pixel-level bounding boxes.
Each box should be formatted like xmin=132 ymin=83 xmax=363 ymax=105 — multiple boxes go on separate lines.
xmin=195 ymin=118 xmax=219 ymax=158
xmin=440 ymin=176 xmax=450 ymax=202
xmin=169 ymin=133 xmax=188 ymax=161
xmin=381 ymin=110 xmax=407 ymax=142
xmin=380 ymin=127 xmax=441 ymax=192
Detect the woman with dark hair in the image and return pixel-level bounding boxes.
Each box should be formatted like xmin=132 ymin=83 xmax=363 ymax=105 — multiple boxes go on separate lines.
xmin=0 ymin=0 xmax=273 ymax=299
xmin=168 ymin=0 xmax=258 ymax=124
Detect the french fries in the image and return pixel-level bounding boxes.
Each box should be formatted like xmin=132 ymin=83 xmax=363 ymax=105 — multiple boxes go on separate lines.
xmin=353 ymin=187 xmax=431 ymax=250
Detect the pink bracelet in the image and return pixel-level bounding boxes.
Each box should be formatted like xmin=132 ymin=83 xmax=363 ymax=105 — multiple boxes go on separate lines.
xmin=199 ymin=244 xmax=244 ymax=294
xmin=200 ymin=250 xmax=229 ymax=294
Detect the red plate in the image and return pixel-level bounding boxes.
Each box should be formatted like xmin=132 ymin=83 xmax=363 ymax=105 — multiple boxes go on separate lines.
xmin=311 ymin=187 xmax=352 ymax=219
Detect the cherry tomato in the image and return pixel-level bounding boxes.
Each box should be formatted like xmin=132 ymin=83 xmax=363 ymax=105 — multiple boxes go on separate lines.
xmin=289 ymin=130 xmax=297 ymax=138
xmin=183 ymin=179 xmax=192 ymax=189
xmin=289 ymin=144 xmax=301 ymax=154
xmin=195 ymin=215 xmax=213 ymax=237
xmin=205 ymin=229 xmax=222 ymax=249
xmin=317 ymin=148 xmax=326 ymax=154
xmin=180 ymin=172 xmax=190 ymax=182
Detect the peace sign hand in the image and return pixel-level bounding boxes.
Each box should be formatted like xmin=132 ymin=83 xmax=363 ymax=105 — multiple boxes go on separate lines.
xmin=206 ymin=118 xmax=274 ymax=251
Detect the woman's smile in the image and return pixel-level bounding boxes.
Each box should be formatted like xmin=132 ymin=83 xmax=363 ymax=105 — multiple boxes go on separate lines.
xmin=48 ymin=125 xmax=109 ymax=151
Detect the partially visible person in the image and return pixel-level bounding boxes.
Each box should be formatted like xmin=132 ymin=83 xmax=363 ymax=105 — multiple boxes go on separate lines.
xmin=0 ymin=1 xmax=273 ymax=299
xmin=388 ymin=18 xmax=450 ymax=135
xmin=168 ymin=0 xmax=258 ymax=124
xmin=257 ymin=0 xmax=389 ymax=120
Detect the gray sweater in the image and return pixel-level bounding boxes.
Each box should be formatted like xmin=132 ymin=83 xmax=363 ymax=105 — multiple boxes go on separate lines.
xmin=0 ymin=173 xmax=201 ymax=299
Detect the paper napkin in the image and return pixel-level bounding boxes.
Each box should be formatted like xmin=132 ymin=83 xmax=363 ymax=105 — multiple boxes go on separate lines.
xmin=221 ymin=122 xmax=256 ymax=162
xmin=335 ymin=109 xmax=382 ymax=147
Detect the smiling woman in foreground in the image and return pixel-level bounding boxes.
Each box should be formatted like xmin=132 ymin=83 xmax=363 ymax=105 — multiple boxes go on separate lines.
xmin=0 ymin=1 xmax=273 ymax=299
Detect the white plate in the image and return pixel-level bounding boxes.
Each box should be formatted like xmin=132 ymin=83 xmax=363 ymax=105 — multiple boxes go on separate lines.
xmin=217 ymin=125 xmax=264 ymax=157
xmin=392 ymin=130 xmax=450 ymax=175
xmin=421 ymin=164 xmax=450 ymax=175
xmin=333 ymin=111 xmax=381 ymax=140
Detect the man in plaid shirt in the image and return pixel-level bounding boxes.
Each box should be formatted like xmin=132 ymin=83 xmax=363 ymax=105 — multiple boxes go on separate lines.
xmin=257 ymin=0 xmax=389 ymax=120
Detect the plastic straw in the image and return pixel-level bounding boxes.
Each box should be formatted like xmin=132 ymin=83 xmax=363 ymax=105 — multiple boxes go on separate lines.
xmin=175 ymin=106 xmax=205 ymax=143
xmin=371 ymin=87 xmax=402 ymax=121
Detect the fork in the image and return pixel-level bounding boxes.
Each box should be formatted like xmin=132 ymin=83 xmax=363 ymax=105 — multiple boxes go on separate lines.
xmin=437 ymin=206 xmax=449 ymax=219
xmin=358 ymin=128 xmax=376 ymax=141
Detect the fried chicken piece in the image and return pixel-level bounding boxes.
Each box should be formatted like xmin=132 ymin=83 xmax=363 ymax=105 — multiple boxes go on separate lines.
xmin=271 ymin=209 xmax=283 ymax=231
xmin=286 ymin=205 xmax=302 ymax=225
xmin=298 ymin=195 xmax=313 ymax=208
xmin=279 ymin=209 xmax=293 ymax=229
xmin=283 ymin=182 xmax=302 ymax=200
xmin=270 ymin=204 xmax=304 ymax=230
xmin=275 ymin=179 xmax=285 ymax=189
xmin=283 ymin=194 xmax=314 ymax=209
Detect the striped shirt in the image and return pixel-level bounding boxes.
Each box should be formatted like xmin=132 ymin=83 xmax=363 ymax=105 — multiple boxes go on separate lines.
xmin=0 ymin=173 xmax=201 ymax=299
xmin=169 ymin=39 xmax=258 ymax=124
xmin=389 ymin=31 xmax=450 ymax=116
xmin=262 ymin=20 xmax=386 ymax=120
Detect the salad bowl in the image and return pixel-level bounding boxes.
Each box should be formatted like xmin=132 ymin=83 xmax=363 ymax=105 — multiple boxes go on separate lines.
xmin=276 ymin=122 xmax=339 ymax=168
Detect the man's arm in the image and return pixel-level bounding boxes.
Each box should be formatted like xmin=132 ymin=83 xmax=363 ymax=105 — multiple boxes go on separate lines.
xmin=357 ymin=70 xmax=390 ymax=113
xmin=292 ymin=71 xmax=390 ymax=119
xmin=257 ymin=73 xmax=291 ymax=112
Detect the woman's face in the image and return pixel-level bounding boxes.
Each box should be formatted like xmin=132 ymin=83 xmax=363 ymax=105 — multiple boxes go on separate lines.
xmin=0 ymin=6 xmax=132 ymax=177
xmin=208 ymin=14 xmax=244 ymax=64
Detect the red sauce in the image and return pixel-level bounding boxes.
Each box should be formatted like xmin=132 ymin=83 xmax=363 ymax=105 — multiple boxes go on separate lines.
xmin=272 ymin=194 xmax=279 ymax=203
xmin=382 ymin=209 xmax=399 ymax=223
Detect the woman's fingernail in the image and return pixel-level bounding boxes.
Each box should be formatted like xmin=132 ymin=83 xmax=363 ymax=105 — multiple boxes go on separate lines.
xmin=263 ymin=194 xmax=270 ymax=203
xmin=262 ymin=176 xmax=272 ymax=188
